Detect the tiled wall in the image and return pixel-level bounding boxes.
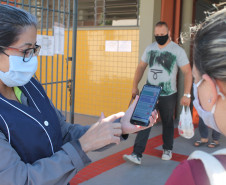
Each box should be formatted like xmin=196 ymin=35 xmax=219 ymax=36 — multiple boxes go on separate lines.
xmin=75 ymin=29 xmax=139 ymax=116
xmin=36 ymin=29 xmax=140 ymax=117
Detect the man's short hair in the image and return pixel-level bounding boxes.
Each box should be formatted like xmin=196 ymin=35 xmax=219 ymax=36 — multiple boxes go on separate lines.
xmin=155 ymin=21 xmax=168 ymax=29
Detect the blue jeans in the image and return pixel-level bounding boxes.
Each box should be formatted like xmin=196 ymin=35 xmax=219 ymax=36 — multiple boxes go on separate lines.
xmin=199 ymin=117 xmax=220 ymax=141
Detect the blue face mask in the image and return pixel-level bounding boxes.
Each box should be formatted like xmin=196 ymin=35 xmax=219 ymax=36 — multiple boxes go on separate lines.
xmin=193 ymin=79 xmax=225 ymax=133
xmin=0 ymin=55 xmax=38 ymax=87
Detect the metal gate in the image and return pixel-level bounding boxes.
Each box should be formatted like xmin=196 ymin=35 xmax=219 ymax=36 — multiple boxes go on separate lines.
xmin=0 ymin=0 xmax=77 ymax=123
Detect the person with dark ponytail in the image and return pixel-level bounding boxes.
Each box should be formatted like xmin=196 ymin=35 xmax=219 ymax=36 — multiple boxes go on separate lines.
xmin=0 ymin=4 xmax=158 ymax=185
xmin=166 ymin=7 xmax=226 ymax=185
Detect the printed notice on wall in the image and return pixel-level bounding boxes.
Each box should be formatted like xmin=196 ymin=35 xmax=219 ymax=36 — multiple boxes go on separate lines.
xmin=36 ymin=35 xmax=54 ymax=56
xmin=105 ymin=41 xmax=118 ymax=52
xmin=118 ymin=41 xmax=131 ymax=52
xmin=105 ymin=40 xmax=132 ymax=52
xmin=54 ymin=25 xmax=65 ymax=55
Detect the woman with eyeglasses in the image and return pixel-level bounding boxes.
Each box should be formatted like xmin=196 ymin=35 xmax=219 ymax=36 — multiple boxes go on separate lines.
xmin=0 ymin=4 xmax=158 ymax=185
xmin=166 ymin=7 xmax=226 ymax=185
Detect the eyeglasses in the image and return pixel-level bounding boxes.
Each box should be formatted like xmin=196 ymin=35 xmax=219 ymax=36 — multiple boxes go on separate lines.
xmin=0 ymin=44 xmax=41 ymax=62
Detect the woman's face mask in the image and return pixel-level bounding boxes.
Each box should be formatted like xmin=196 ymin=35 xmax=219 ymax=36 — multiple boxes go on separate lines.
xmin=0 ymin=55 xmax=38 ymax=87
xmin=193 ymin=79 xmax=225 ymax=133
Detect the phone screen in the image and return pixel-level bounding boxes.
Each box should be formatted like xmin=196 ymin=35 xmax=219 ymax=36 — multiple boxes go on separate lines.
xmin=130 ymin=84 xmax=161 ymax=126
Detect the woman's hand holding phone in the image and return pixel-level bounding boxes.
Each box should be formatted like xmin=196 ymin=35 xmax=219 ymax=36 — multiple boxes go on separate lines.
xmin=130 ymin=85 xmax=161 ymax=126
xmin=120 ymin=95 xmax=158 ymax=134
xmin=79 ymin=96 xmax=158 ymax=152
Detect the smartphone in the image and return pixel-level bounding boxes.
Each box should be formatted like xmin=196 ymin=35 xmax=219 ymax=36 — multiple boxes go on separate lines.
xmin=130 ymin=84 xmax=162 ymax=126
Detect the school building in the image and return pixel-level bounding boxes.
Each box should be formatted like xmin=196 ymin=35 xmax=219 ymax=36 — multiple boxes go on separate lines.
xmin=1 ymin=0 xmax=224 ymax=123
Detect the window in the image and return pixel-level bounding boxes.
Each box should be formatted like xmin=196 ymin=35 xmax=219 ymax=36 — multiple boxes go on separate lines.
xmin=78 ymin=0 xmax=139 ymax=27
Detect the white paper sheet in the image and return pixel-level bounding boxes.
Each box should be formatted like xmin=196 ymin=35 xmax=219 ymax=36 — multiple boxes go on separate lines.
xmin=118 ymin=41 xmax=132 ymax=52
xmin=105 ymin=41 xmax=118 ymax=52
xmin=54 ymin=26 xmax=65 ymax=55
xmin=36 ymin=35 xmax=54 ymax=56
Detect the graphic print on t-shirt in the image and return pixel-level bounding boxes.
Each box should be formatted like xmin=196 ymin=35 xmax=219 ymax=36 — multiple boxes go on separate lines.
xmin=147 ymin=50 xmax=176 ymax=96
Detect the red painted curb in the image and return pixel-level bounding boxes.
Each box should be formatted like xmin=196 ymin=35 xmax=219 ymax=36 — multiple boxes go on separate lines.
xmin=70 ymin=127 xmax=192 ymax=184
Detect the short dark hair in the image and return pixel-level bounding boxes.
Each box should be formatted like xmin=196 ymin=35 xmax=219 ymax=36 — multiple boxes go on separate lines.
xmin=155 ymin=21 xmax=169 ymax=29
xmin=0 ymin=4 xmax=37 ymax=52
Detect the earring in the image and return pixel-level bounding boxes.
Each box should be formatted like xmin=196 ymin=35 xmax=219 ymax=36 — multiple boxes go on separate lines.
xmin=208 ymin=98 xmax=212 ymax=103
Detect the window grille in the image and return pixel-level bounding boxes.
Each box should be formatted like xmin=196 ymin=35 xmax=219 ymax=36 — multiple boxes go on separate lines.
xmin=78 ymin=0 xmax=139 ymax=27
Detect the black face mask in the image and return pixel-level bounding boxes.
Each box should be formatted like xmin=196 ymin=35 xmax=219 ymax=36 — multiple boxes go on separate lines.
xmin=155 ymin=34 xmax=169 ymax=45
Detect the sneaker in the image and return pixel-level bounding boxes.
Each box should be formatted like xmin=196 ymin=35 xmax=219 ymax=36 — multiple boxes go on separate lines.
xmin=123 ymin=154 xmax=141 ymax=165
xmin=161 ymin=149 xmax=172 ymax=160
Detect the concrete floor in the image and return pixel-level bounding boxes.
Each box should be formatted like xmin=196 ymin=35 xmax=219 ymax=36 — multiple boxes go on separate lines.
xmin=70 ymin=116 xmax=226 ymax=185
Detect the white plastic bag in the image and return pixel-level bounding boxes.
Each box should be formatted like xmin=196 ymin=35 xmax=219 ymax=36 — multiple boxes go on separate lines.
xmin=178 ymin=106 xmax=194 ymax=139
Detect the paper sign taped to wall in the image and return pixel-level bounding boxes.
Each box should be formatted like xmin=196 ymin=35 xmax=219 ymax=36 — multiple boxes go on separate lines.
xmin=105 ymin=41 xmax=118 ymax=52
xmin=118 ymin=41 xmax=132 ymax=52
xmin=54 ymin=26 xmax=65 ymax=55
xmin=105 ymin=40 xmax=132 ymax=52
xmin=36 ymin=35 xmax=54 ymax=56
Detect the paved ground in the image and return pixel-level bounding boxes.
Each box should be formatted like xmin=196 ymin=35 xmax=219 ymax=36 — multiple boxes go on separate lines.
xmin=70 ymin=115 xmax=226 ymax=185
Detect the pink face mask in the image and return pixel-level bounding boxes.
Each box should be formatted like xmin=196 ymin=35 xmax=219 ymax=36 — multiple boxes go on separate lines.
xmin=193 ymin=79 xmax=225 ymax=133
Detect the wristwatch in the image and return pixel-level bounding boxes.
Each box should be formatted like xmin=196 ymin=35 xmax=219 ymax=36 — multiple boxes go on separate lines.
xmin=184 ymin=93 xmax=191 ymax=98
